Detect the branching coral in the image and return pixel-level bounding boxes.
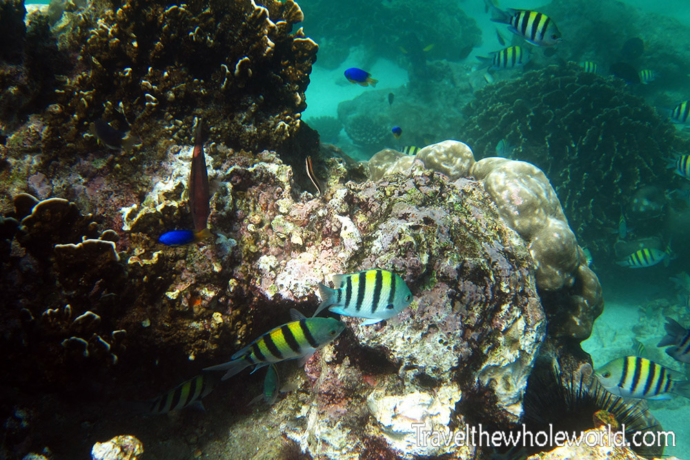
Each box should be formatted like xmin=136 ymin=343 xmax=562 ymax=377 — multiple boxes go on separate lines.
xmin=461 ymin=63 xmax=690 ymax=256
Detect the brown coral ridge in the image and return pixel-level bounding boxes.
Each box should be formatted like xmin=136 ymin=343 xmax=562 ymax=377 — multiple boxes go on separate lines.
xmin=0 ymin=2 xmax=70 ymax=134
xmin=461 ymin=63 xmax=690 ymax=260
xmin=42 ymin=0 xmax=317 ymax=158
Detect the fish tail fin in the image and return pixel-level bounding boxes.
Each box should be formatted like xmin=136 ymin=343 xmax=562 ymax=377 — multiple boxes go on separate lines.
xmin=476 ymin=55 xmax=492 ymax=66
xmin=313 ymin=284 xmax=337 ymax=317
xmin=673 ymin=380 xmax=690 ymax=399
xmin=487 ymin=2 xmax=511 ymax=23
xmin=204 ymin=357 xmax=251 ymax=381
xmin=368 ymin=77 xmax=378 ymax=87
xmin=122 ymin=133 xmax=143 ymax=150
xmin=195 ymin=228 xmax=213 ymax=241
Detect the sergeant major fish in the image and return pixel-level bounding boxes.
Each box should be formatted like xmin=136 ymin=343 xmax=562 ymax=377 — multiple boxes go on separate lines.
xmin=595 ymin=356 xmax=690 ymax=400
xmin=477 ymin=46 xmax=530 ymax=69
xmin=658 ymin=317 xmax=690 ymax=364
xmin=204 ymin=309 xmax=345 ymax=380
xmin=671 ymin=101 xmax=690 ymax=125
xmin=313 ymin=269 xmax=413 ymax=326
xmin=148 ymin=374 xmax=219 ymax=414
xmin=486 ymin=1 xmax=561 ymax=47
xmin=667 ymin=154 xmax=690 ymax=180
xmin=616 ymin=247 xmax=670 ymax=268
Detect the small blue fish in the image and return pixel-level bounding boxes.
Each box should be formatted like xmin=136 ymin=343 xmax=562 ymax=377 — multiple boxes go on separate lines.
xmin=159 ymin=229 xmax=211 ymax=246
xmin=344 ymin=68 xmax=378 ymax=87
xmin=392 ymin=127 xmax=402 ymax=139
xmin=313 ymin=269 xmax=413 ymax=326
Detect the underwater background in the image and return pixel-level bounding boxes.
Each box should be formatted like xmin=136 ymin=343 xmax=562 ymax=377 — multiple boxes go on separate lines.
xmin=2 ymin=0 xmax=690 ymax=459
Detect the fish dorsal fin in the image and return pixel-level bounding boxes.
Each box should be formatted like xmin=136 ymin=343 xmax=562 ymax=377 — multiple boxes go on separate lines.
xmin=331 ymin=274 xmax=347 ymax=288
xmin=290 ymin=308 xmax=306 ymax=321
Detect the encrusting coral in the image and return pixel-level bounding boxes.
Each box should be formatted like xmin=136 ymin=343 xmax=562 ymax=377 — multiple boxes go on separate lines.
xmin=40 ymin=0 xmax=317 ymax=157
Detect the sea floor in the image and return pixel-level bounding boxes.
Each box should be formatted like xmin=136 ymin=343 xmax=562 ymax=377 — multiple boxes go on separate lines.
xmin=582 ymin=283 xmax=690 ymax=460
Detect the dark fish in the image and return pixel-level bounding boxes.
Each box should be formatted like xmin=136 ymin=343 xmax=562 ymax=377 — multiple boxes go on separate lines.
xmin=149 ymin=374 xmax=219 ymax=414
xmin=496 ymin=27 xmax=507 ymax=46
xmin=189 ymin=119 xmax=210 ymax=233
xmin=159 ymin=230 xmax=197 ymax=246
xmin=392 ymin=127 xmax=402 ymax=139
xmin=621 ymin=37 xmax=644 ymax=60
xmin=658 ymin=317 xmax=690 ymax=364
xmin=344 ymin=68 xmax=377 ymax=87
xmin=89 ymin=119 xmax=141 ymax=150
xmin=305 ymin=156 xmax=322 ymax=196
xmin=610 ymin=62 xmax=640 ymax=84
xmin=388 ymin=93 xmax=394 ymax=105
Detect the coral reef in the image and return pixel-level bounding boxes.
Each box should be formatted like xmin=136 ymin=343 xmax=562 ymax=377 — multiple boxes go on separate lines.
xmin=299 ymin=0 xmax=481 ymax=69
xmin=91 ymin=435 xmax=143 ymax=460
xmin=305 ymin=115 xmax=342 ymax=143
xmin=0 ymin=1 xmax=70 ymax=134
xmin=38 ymin=0 xmax=317 ymax=157
xmin=461 ymin=63 xmax=690 ymax=262
xmin=342 ymin=113 xmax=390 ymax=152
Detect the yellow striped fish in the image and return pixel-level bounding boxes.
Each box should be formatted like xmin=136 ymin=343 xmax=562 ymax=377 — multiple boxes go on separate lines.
xmin=672 ymin=101 xmax=690 ymax=124
xmin=638 ymin=69 xmax=657 ymax=84
xmin=595 ymin=356 xmax=689 ymax=400
xmin=489 ymin=6 xmax=561 ymax=47
xmin=478 ymin=46 xmax=530 ymax=69
xmin=667 ymin=154 xmax=690 ymax=179
xmin=400 ymin=146 xmax=420 ymax=155
xmin=578 ymin=61 xmax=598 ymax=74
xmin=149 ymin=374 xmax=219 ymax=414
xmin=204 ymin=309 xmax=345 ymax=380
xmin=313 ymin=269 xmax=413 ymax=326
xmin=616 ymin=248 xmax=669 ymax=268
xmin=631 ymin=338 xmax=646 ymax=357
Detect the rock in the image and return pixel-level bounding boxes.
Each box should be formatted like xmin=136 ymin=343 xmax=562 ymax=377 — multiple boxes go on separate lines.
xmin=91 ymin=435 xmax=143 ymax=460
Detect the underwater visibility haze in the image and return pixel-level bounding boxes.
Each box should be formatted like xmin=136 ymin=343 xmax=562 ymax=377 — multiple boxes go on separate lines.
xmin=2 ymin=0 xmax=690 ymax=459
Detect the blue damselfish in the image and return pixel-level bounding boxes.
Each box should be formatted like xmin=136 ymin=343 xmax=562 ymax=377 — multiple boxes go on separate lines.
xmin=344 ymin=68 xmax=378 ymax=87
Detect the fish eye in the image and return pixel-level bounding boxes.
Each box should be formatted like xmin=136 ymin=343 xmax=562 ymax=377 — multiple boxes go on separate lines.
xmin=330 ymin=330 xmax=336 ymax=335
xmin=603 ymin=372 xmax=611 ymax=378
xmin=405 ymin=295 xmax=412 ymax=302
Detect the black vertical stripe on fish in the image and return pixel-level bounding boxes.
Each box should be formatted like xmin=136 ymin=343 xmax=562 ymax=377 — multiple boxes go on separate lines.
xmin=170 ymin=385 xmax=185 ymax=411
xmin=371 ymin=270 xmax=383 ymax=314
xmin=345 ymin=276 xmax=353 ymax=309
xmin=518 ymin=12 xmax=529 ymax=38
xmin=282 ymin=325 xmax=301 ymax=354
xmin=336 ymin=288 xmax=342 ymax=304
xmin=305 ymin=156 xmax=322 ymax=196
xmin=355 ymin=271 xmax=366 ymax=312
xmin=619 ymin=356 xmax=629 ymax=389
xmin=664 ymin=371 xmax=673 ymax=393
xmin=642 ymin=362 xmax=656 ymax=396
xmin=682 ymin=102 xmax=690 ymax=122
xmin=252 ymin=342 xmax=266 ymax=362
xmin=529 ymin=13 xmax=541 ymax=42
xmin=300 ymin=319 xmax=319 ymax=348
xmin=631 ymin=357 xmax=643 ymax=394
xmin=246 ymin=353 xmax=255 ymax=365
xmin=263 ymin=333 xmax=283 ymax=359
xmin=538 ymin=15 xmax=550 ymax=42
xmin=388 ymin=273 xmax=397 ymax=306
xmin=655 ymin=367 xmax=666 ymax=396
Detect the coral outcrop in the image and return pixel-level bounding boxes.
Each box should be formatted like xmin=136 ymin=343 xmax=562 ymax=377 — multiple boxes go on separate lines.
xmin=461 ymin=63 xmax=690 ymax=262
xmin=40 ymin=0 xmax=317 ymax=156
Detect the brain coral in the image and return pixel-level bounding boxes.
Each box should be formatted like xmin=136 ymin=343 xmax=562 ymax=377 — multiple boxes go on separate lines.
xmin=461 ymin=63 xmax=689 ymax=255
xmin=43 ymin=0 xmax=317 ymax=155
